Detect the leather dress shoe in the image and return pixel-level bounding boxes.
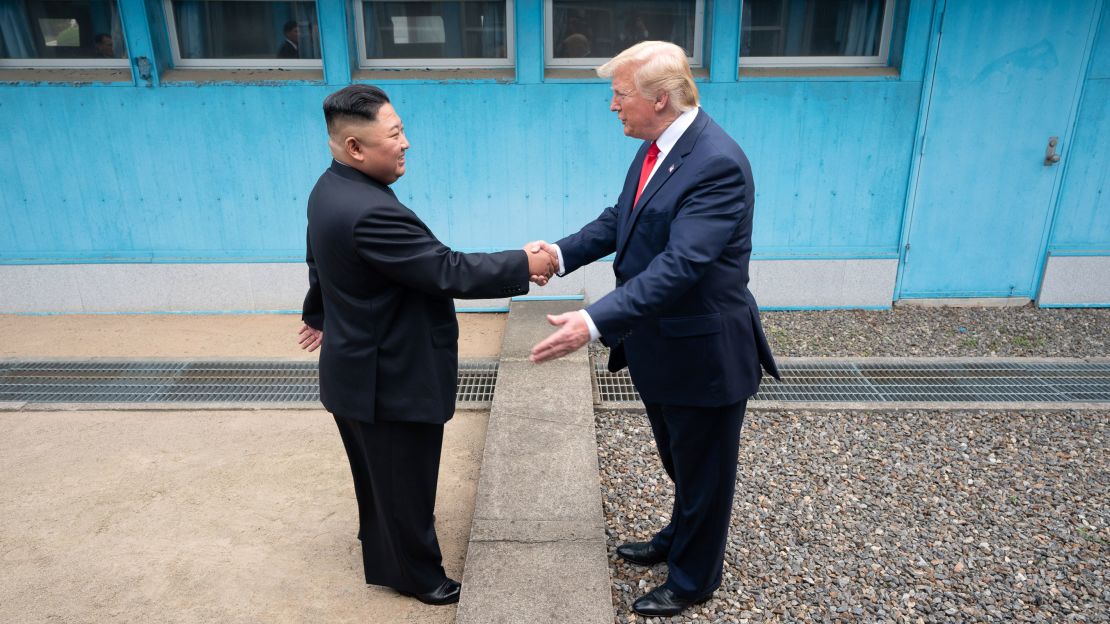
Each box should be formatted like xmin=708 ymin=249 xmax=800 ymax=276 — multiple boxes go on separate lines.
xmin=632 ymin=585 xmax=712 ymax=617
xmin=616 ymin=541 xmax=667 ymax=566
xmin=399 ymin=578 xmax=461 ymax=605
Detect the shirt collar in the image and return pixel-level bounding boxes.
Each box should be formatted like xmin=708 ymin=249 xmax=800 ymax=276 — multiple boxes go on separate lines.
xmin=655 ymin=107 xmax=699 ymax=158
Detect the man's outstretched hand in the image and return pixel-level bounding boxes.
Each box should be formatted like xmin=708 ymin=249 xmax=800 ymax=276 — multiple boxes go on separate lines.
xmin=298 ymin=323 xmax=323 ymax=352
xmin=524 ymin=240 xmax=559 ymax=286
xmin=530 ymin=311 xmax=590 ymax=363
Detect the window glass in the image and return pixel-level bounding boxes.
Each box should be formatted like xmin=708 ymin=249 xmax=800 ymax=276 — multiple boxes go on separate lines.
xmin=360 ymin=0 xmax=508 ymax=64
xmin=550 ymin=0 xmax=697 ymax=61
xmin=169 ymin=0 xmax=320 ymax=62
xmin=0 ymin=0 xmax=128 ymax=63
xmin=741 ymin=0 xmax=887 ymax=60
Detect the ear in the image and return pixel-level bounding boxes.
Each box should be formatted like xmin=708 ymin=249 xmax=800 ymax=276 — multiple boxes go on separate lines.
xmin=653 ymin=91 xmax=670 ymax=114
xmin=343 ymin=136 xmax=363 ymax=162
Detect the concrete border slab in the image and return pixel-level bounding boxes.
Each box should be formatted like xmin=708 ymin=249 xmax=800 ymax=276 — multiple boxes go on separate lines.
xmin=457 ymin=301 xmax=612 ymax=624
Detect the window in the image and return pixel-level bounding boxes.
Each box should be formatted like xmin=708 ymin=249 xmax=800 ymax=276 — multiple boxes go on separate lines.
xmin=741 ymin=0 xmax=894 ymax=67
xmin=164 ymin=0 xmax=321 ymax=68
xmin=546 ymin=0 xmax=703 ymax=68
xmin=0 ymin=0 xmax=129 ymax=68
xmin=355 ymin=0 xmax=512 ymax=68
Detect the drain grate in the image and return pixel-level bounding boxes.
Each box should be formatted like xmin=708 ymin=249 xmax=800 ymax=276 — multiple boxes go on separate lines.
xmin=594 ymin=360 xmax=1110 ymax=405
xmin=0 ymin=360 xmax=498 ymax=405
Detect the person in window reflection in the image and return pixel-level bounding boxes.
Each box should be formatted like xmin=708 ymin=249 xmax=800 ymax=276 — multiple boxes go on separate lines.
xmin=277 ymin=20 xmax=299 ymax=59
xmin=298 ymin=85 xmax=554 ymax=606
xmin=558 ymin=33 xmax=591 ymax=57
xmin=94 ymin=33 xmax=114 ymax=58
xmin=556 ymin=14 xmax=593 ymax=57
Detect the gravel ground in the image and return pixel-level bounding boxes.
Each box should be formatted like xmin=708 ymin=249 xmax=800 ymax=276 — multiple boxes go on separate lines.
xmin=590 ymin=307 xmax=1109 ymax=359
xmin=597 ymin=408 xmax=1110 ymax=623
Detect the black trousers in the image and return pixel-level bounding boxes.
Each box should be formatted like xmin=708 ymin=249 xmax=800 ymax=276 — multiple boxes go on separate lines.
xmin=644 ymin=399 xmax=746 ymax=598
xmin=333 ymin=415 xmax=447 ymax=594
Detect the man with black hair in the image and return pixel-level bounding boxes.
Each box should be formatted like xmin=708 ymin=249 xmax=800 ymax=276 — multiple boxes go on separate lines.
xmin=299 ymin=85 xmax=555 ymax=605
xmin=277 ymin=21 xmax=299 ymax=59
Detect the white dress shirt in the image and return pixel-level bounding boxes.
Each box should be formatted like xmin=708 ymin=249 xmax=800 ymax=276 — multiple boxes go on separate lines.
xmin=552 ymin=107 xmax=701 ymax=341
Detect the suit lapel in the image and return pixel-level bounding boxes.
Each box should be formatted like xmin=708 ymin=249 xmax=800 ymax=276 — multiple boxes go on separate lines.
xmin=616 ymin=110 xmax=710 ymax=262
xmin=617 ymin=142 xmax=650 ymax=241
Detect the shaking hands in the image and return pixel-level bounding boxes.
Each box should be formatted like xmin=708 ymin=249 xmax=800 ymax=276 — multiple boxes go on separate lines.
xmin=521 ymin=240 xmax=590 ymax=362
xmin=524 ymin=240 xmax=560 ymax=286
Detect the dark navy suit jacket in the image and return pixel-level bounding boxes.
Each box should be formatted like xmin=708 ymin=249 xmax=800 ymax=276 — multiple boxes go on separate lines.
xmin=556 ymin=109 xmax=779 ymax=407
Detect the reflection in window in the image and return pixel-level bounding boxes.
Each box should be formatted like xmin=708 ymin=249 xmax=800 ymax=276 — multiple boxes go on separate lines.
xmin=550 ymin=0 xmax=697 ymax=62
xmin=168 ymin=0 xmax=320 ymax=63
xmin=360 ymin=0 xmax=508 ymax=65
xmin=0 ymin=0 xmax=128 ymax=64
xmin=741 ymin=0 xmax=888 ymax=62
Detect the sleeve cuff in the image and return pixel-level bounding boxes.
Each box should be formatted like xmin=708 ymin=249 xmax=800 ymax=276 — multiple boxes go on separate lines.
xmin=552 ymin=243 xmax=567 ymax=277
xmin=579 ymin=310 xmax=601 ymax=341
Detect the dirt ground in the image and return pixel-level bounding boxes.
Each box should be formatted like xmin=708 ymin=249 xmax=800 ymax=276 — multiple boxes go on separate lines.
xmin=0 ymin=313 xmax=507 ymax=624
xmin=0 ymin=313 xmax=507 ymax=360
xmin=0 ymin=409 xmax=487 ymax=624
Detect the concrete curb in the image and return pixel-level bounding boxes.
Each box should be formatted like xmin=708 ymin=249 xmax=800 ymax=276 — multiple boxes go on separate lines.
xmin=456 ymin=301 xmax=613 ymax=624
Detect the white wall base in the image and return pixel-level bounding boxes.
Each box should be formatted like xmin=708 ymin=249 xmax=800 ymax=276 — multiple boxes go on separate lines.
xmin=1 ymin=259 xmax=899 ymax=313
xmin=1038 ymin=255 xmax=1110 ymax=306
xmin=748 ymin=259 xmax=898 ymax=308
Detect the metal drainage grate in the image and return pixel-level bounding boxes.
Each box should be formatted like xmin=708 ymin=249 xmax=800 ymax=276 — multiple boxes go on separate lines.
xmin=0 ymin=360 xmax=498 ymax=405
xmin=593 ymin=360 xmax=1110 ymax=404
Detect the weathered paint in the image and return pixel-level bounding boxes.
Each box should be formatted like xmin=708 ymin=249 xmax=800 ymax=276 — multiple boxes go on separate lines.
xmin=1 ymin=0 xmax=1107 ymax=310
xmin=0 ymin=78 xmax=923 ymax=264
xmin=897 ymin=0 xmax=1101 ymax=299
xmin=1049 ymin=4 xmax=1110 ymax=255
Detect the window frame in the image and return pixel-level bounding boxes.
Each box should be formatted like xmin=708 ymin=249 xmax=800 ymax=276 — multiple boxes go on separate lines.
xmin=543 ymin=0 xmax=705 ymax=69
xmin=354 ymin=0 xmax=515 ymax=69
xmin=163 ymin=0 xmax=324 ymax=69
xmin=739 ymin=0 xmax=895 ymax=68
xmin=0 ymin=0 xmax=132 ymax=69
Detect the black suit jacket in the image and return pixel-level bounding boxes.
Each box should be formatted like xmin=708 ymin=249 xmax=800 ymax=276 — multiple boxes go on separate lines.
xmin=277 ymin=40 xmax=298 ymax=59
xmin=302 ymin=161 xmax=529 ymax=424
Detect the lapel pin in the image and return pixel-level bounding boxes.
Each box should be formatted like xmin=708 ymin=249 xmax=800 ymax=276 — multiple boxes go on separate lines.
xmin=668 ymin=164 xmax=675 ymax=173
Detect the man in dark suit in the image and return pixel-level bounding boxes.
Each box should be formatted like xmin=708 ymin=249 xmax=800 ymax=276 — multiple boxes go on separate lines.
xmin=529 ymin=41 xmax=780 ymax=617
xmin=277 ymin=21 xmax=299 ymax=59
xmin=299 ymin=85 xmax=555 ymax=605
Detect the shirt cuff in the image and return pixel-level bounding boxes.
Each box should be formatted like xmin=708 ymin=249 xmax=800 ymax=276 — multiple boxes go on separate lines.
xmin=552 ymin=243 xmax=567 ymax=277
xmin=579 ymin=310 xmax=601 ymax=341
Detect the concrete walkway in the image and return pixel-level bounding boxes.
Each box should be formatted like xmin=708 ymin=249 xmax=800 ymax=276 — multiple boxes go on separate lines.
xmin=457 ymin=301 xmax=614 ymax=624
xmin=0 ymin=313 xmax=505 ymax=624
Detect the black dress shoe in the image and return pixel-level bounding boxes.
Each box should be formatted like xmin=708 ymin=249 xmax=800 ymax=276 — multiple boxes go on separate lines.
xmin=399 ymin=578 xmax=461 ymax=605
xmin=616 ymin=541 xmax=667 ymax=566
xmin=632 ymin=585 xmax=712 ymax=617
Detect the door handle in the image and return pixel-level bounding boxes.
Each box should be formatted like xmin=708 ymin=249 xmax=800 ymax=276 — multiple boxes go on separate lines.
xmin=1044 ymin=136 xmax=1061 ymax=166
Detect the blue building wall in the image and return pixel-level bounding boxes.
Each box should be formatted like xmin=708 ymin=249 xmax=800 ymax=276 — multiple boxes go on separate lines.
xmin=1 ymin=0 xmax=1107 ymax=310
xmin=1051 ymin=6 xmax=1110 ymax=256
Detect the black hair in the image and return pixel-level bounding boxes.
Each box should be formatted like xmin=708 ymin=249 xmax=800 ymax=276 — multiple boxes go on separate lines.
xmin=323 ymin=85 xmax=391 ymax=133
xmin=94 ymin=33 xmax=112 ymax=44
xmin=283 ymin=21 xmax=298 ymax=36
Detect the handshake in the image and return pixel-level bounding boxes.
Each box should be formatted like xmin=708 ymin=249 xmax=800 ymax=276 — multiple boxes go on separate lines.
xmin=523 ymin=240 xmax=560 ymax=286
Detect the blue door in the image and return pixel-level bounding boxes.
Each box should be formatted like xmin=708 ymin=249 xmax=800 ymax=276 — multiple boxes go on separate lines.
xmin=898 ymin=0 xmax=1100 ymax=299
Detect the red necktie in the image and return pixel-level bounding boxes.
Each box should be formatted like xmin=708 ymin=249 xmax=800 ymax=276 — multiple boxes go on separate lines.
xmin=633 ymin=141 xmax=660 ymax=208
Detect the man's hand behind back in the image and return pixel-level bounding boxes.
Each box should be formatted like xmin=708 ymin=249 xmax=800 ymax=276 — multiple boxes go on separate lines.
xmin=298 ymin=323 xmax=323 ymax=352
